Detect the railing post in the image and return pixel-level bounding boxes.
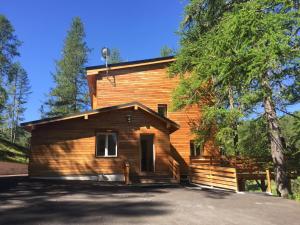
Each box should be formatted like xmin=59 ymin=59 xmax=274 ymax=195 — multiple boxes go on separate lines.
xmin=176 ymin=162 xmax=180 ymax=183
xmin=266 ymin=168 xmax=272 ymax=194
xmin=172 ymin=159 xmax=175 ymax=179
xmin=124 ymin=161 xmax=130 ymax=185
xmin=234 ymin=168 xmax=239 ymax=192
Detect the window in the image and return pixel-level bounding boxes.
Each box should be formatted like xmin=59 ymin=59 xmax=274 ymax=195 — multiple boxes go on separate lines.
xmin=158 ymin=104 xmax=167 ymax=117
xmin=190 ymin=140 xmax=202 ymax=157
xmin=96 ymin=133 xmax=117 ymax=157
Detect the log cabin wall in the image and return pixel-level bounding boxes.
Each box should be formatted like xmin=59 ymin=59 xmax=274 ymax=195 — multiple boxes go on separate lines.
xmin=29 ymin=108 xmax=171 ymax=177
xmin=89 ymin=63 xmax=219 ymax=174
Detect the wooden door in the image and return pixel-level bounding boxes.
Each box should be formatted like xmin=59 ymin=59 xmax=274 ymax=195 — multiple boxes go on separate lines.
xmin=140 ymin=134 xmax=154 ymax=172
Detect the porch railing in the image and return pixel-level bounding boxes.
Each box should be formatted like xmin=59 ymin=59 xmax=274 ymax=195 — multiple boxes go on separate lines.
xmin=189 ymin=156 xmax=300 ymax=193
xmin=189 ymin=160 xmax=238 ymax=191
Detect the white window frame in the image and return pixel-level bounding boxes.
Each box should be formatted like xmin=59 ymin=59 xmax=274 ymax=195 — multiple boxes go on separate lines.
xmin=96 ymin=132 xmax=118 ymax=157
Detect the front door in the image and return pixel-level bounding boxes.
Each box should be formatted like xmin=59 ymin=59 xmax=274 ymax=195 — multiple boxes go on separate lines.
xmin=140 ymin=134 xmax=154 ymax=172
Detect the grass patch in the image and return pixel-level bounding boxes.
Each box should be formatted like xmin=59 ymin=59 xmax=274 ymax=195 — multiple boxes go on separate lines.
xmin=245 ymin=179 xmax=300 ymax=201
xmin=0 ymin=138 xmax=28 ymax=164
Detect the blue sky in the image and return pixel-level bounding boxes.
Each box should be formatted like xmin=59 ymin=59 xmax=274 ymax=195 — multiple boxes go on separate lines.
xmin=1 ymin=0 xmax=187 ymax=121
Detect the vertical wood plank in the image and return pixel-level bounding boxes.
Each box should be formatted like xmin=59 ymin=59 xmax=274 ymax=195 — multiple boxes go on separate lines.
xmin=266 ymin=169 xmax=272 ymax=194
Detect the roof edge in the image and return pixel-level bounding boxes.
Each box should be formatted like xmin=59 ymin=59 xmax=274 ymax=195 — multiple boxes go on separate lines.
xmin=86 ymin=56 xmax=175 ymax=72
xmin=21 ymin=102 xmax=180 ymax=132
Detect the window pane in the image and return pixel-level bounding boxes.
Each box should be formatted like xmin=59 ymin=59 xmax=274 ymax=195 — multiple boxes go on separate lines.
xmin=96 ymin=134 xmax=106 ymax=156
xmin=158 ymin=104 xmax=167 ymax=117
xmin=107 ymin=134 xmax=117 ymax=156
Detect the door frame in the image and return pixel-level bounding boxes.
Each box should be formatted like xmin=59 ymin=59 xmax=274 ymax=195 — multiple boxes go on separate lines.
xmin=139 ymin=134 xmax=155 ymax=173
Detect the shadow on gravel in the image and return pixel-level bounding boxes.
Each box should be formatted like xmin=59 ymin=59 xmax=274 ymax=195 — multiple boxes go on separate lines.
xmin=184 ymin=183 xmax=234 ymax=199
xmin=0 ymin=177 xmax=173 ymax=225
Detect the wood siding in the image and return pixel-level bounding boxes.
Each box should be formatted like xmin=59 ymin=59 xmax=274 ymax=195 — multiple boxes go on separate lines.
xmin=29 ymin=108 xmax=171 ymax=177
xmin=92 ymin=63 xmax=219 ymax=174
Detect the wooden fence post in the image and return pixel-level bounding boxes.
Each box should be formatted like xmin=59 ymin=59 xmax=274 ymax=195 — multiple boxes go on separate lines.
xmin=266 ymin=169 xmax=272 ymax=194
xmin=234 ymin=168 xmax=240 ymax=192
xmin=124 ymin=161 xmax=130 ymax=185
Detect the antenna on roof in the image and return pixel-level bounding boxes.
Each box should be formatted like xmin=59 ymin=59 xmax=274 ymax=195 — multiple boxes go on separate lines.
xmin=101 ymin=47 xmax=110 ymax=69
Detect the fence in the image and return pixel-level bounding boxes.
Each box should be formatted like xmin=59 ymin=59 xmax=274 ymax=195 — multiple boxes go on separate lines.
xmin=189 ymin=159 xmax=238 ymax=191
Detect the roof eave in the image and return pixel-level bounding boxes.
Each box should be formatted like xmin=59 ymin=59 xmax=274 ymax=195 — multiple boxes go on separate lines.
xmin=86 ymin=56 xmax=175 ymax=76
xmin=21 ymin=102 xmax=180 ymax=133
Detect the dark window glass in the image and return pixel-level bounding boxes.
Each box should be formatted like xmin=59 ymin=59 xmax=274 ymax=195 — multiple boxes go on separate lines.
xmin=96 ymin=134 xmax=106 ymax=156
xmin=158 ymin=104 xmax=167 ymax=117
xmin=190 ymin=140 xmax=202 ymax=157
xmin=108 ymin=134 xmax=117 ymax=156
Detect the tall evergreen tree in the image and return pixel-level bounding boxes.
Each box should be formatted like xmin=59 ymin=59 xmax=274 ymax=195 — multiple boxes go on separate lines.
xmin=160 ymin=45 xmax=175 ymax=57
xmin=0 ymin=15 xmax=21 ymax=122
xmin=5 ymin=63 xmax=31 ymax=143
xmin=170 ymin=0 xmax=299 ymax=197
xmin=44 ymin=17 xmax=90 ymax=117
xmin=108 ymin=48 xmax=122 ymax=64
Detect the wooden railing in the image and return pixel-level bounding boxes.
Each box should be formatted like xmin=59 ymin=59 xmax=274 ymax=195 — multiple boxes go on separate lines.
xmin=190 ymin=156 xmax=300 ymax=192
xmin=189 ymin=162 xmax=238 ymax=191
xmin=169 ymin=158 xmax=180 ymax=183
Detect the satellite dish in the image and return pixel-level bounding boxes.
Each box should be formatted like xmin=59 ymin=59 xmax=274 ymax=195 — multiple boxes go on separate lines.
xmin=101 ymin=47 xmax=110 ymax=60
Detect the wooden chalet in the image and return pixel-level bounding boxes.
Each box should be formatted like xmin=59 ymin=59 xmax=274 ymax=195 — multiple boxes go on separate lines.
xmin=22 ymin=56 xmax=219 ymax=183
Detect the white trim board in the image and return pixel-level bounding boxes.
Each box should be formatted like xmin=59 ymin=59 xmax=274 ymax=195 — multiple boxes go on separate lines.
xmin=30 ymin=174 xmax=125 ymax=182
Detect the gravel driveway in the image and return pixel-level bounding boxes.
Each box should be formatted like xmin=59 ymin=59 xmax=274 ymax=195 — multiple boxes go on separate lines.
xmin=0 ymin=177 xmax=299 ymax=225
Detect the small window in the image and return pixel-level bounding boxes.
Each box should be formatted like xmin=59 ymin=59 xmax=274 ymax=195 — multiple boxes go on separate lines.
xmin=96 ymin=133 xmax=117 ymax=157
xmin=190 ymin=140 xmax=202 ymax=157
xmin=158 ymin=104 xmax=167 ymax=117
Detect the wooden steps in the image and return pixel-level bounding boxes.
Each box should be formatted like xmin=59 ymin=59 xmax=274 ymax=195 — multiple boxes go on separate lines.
xmin=131 ymin=173 xmax=179 ymax=184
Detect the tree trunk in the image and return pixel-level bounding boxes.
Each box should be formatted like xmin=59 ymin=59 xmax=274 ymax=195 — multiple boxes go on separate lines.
xmin=262 ymin=75 xmax=289 ymax=198
xmin=228 ymin=85 xmax=239 ymax=155
xmin=10 ymin=74 xmax=18 ymax=143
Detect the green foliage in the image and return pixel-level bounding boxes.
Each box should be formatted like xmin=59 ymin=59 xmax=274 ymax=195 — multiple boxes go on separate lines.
xmin=237 ymin=118 xmax=270 ymax=158
xmin=290 ymin=177 xmax=300 ymax=201
xmin=0 ymin=138 xmax=28 ymax=164
xmin=170 ymin=0 xmax=300 ymax=156
xmin=160 ymin=45 xmax=175 ymax=57
xmin=280 ymin=111 xmax=300 ymax=155
xmin=4 ymin=63 xmax=31 ymax=143
xmin=0 ymin=15 xmax=30 ymax=146
xmin=44 ymin=17 xmax=90 ymax=117
xmin=0 ymin=15 xmax=21 ymax=122
xmin=108 ymin=48 xmax=122 ymax=64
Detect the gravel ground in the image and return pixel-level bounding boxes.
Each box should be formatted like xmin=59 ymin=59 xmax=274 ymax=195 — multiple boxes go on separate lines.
xmin=0 ymin=177 xmax=299 ymax=225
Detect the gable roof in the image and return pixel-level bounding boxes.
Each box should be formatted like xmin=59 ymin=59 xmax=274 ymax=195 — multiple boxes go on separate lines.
xmin=21 ymin=102 xmax=180 ymax=133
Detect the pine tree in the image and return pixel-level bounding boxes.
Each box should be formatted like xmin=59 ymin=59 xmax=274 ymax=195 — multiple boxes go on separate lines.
xmin=170 ymin=0 xmax=300 ymax=197
xmin=160 ymin=45 xmax=175 ymax=57
xmin=108 ymin=48 xmax=122 ymax=64
xmin=44 ymin=17 xmax=90 ymax=117
xmin=5 ymin=63 xmax=31 ymax=143
xmin=0 ymin=15 xmax=21 ymax=123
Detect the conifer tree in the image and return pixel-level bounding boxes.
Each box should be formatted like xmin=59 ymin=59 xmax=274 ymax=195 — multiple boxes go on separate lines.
xmin=171 ymin=0 xmax=299 ymax=197
xmin=44 ymin=17 xmax=90 ymax=117
xmin=0 ymin=15 xmax=21 ymax=122
xmin=108 ymin=48 xmax=122 ymax=64
xmin=5 ymin=63 xmax=31 ymax=143
xmin=160 ymin=45 xmax=175 ymax=57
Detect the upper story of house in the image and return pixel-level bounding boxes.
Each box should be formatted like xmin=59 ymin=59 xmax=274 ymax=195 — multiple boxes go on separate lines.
xmin=85 ymin=56 xmax=179 ymax=117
